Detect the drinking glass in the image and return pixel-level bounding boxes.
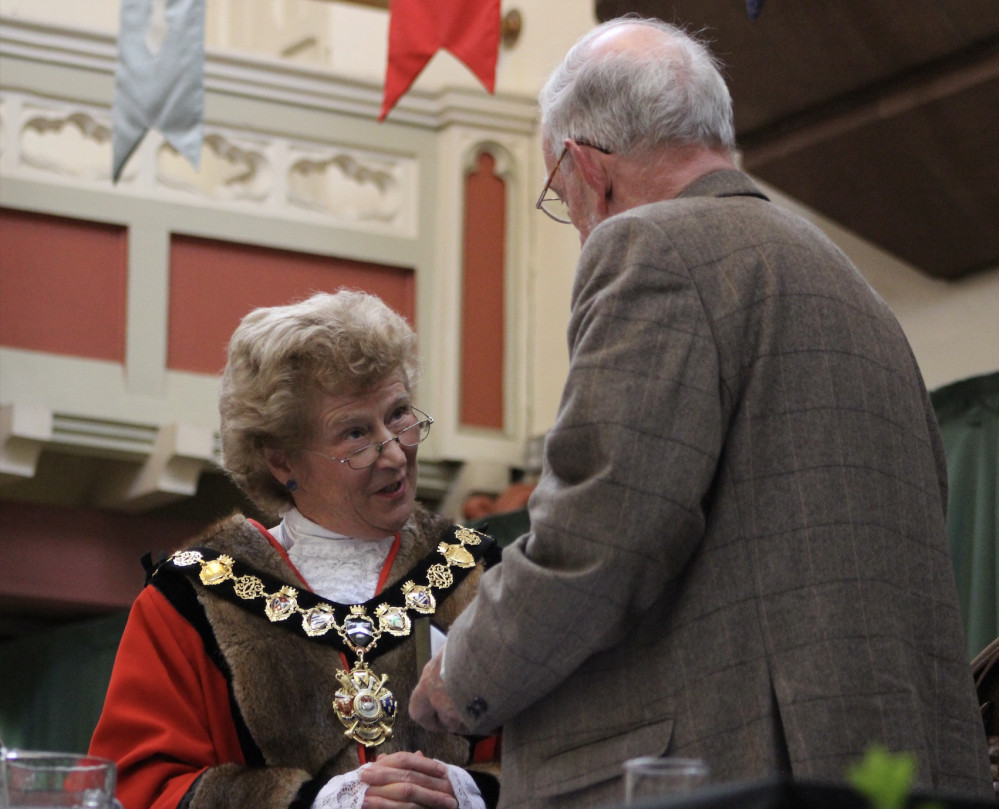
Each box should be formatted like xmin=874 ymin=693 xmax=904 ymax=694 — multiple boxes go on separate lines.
xmin=623 ymin=756 xmax=710 ymax=804
xmin=1 ymin=750 xmax=122 ymax=809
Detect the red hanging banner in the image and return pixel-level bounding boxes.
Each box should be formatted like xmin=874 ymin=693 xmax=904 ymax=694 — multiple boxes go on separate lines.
xmin=380 ymin=0 xmax=501 ymax=121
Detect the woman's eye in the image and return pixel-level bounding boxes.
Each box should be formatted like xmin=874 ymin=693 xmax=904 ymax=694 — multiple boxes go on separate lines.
xmin=390 ymin=405 xmax=412 ymax=422
xmin=344 ymin=427 xmax=368 ymax=442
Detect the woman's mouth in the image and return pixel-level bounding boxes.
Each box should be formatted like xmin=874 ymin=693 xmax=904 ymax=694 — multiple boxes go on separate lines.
xmin=377 ymin=480 xmax=404 ymax=496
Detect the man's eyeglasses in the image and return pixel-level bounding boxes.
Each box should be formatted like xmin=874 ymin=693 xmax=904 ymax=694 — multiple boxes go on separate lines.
xmin=535 ymin=139 xmax=612 ymax=224
xmin=304 ymin=407 xmax=434 ymax=470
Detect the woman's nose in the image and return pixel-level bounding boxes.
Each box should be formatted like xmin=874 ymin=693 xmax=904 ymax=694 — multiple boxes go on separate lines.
xmin=374 ymin=433 xmax=408 ymax=464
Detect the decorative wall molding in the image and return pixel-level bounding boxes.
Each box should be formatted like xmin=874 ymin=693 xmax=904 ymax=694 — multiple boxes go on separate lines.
xmin=285 ymin=144 xmax=405 ymax=226
xmin=0 ymin=16 xmax=116 ymax=79
xmin=19 ymin=106 xmax=111 ymax=177
xmin=0 ymin=90 xmax=420 ymax=237
xmin=0 ymin=15 xmax=538 ymax=132
xmin=89 ymin=421 xmax=218 ymax=512
xmin=463 ymin=139 xmax=517 ymax=178
xmin=0 ymin=402 xmax=214 ymax=507
xmin=422 ymin=125 xmax=533 ymax=473
xmin=0 ymin=14 xmax=536 ymax=234
xmin=0 ymin=403 xmax=51 ymax=484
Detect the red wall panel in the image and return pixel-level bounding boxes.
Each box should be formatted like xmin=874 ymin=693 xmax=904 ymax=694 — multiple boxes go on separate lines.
xmin=0 ymin=208 xmax=128 ymax=363
xmin=459 ymin=152 xmax=506 ymax=430
xmin=0 ymin=500 xmax=203 ymax=614
xmin=168 ymin=235 xmax=416 ymax=375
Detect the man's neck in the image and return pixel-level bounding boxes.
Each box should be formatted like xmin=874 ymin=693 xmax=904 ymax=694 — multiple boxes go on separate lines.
xmin=612 ymin=145 xmax=737 ymax=212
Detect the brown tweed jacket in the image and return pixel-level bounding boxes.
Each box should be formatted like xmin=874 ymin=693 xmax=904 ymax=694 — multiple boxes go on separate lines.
xmin=441 ymin=170 xmax=991 ymax=808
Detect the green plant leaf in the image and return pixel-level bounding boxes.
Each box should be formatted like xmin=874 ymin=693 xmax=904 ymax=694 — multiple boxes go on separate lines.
xmin=847 ymin=745 xmax=917 ymax=809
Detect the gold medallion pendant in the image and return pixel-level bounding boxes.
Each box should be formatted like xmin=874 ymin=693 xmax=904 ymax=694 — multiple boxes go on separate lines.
xmin=332 ymin=660 xmax=397 ymax=746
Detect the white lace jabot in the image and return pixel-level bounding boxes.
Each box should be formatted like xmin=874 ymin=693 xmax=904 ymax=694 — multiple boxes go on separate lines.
xmin=270 ymin=508 xmax=395 ymax=605
xmin=270 ymin=508 xmax=448 ymax=655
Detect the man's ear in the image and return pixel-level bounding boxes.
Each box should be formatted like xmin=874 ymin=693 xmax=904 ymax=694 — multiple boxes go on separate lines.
xmin=566 ymin=141 xmax=613 ymax=215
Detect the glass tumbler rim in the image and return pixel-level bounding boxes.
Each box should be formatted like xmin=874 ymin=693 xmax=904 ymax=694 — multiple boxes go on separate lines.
xmin=3 ymin=749 xmax=116 ymax=769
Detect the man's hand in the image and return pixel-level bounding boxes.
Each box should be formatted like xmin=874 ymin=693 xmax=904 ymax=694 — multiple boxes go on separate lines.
xmin=409 ymin=649 xmax=472 ymax=735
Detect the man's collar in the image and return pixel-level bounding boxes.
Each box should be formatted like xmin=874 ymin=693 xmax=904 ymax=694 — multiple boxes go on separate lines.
xmin=677 ymin=169 xmax=770 ymax=202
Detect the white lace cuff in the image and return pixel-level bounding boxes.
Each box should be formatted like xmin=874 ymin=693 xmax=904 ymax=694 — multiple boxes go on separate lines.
xmin=310 ymin=761 xmax=484 ymax=809
xmin=445 ymin=763 xmax=486 ymax=809
xmin=311 ymin=765 xmax=369 ymax=809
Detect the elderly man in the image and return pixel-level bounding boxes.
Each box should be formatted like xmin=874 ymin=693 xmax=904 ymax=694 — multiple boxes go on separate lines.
xmin=411 ymin=17 xmax=991 ymax=809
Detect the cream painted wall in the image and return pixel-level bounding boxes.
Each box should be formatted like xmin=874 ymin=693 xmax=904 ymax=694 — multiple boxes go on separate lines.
xmin=0 ymin=0 xmax=595 ymax=97
xmin=527 ymin=211 xmax=579 ymax=434
xmin=0 ymin=0 xmax=117 ymax=29
xmin=762 ymin=182 xmax=999 ymax=391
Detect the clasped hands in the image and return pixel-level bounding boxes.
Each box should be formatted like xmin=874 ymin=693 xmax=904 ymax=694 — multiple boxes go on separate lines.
xmin=357 ymin=751 xmax=456 ymax=809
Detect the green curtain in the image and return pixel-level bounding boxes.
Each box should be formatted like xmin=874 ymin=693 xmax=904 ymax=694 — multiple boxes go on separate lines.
xmin=0 ymin=610 xmax=128 ymax=754
xmin=931 ymin=371 xmax=999 ymax=660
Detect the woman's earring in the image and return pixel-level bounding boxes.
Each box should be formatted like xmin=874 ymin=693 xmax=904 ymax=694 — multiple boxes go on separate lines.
xmin=286 ymin=479 xmax=298 ymax=492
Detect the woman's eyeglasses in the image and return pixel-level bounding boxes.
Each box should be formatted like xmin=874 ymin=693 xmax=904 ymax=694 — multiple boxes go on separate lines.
xmin=304 ymin=407 xmax=434 ymax=470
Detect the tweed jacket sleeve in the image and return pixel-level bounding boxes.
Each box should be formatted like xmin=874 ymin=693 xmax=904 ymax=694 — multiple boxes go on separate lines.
xmin=442 ymin=183 xmax=732 ymax=732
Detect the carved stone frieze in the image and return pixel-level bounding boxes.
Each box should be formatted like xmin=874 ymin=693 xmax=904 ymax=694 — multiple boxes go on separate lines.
xmin=2 ymin=89 xmax=417 ymax=235
xmin=155 ymin=131 xmax=273 ymax=201
xmin=10 ymin=97 xmax=114 ymax=181
xmin=287 ymin=147 xmax=405 ymax=225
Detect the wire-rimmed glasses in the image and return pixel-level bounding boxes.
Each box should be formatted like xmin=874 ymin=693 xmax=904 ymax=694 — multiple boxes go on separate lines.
xmin=304 ymin=407 xmax=434 ymax=470
xmin=535 ymin=139 xmax=613 ymax=223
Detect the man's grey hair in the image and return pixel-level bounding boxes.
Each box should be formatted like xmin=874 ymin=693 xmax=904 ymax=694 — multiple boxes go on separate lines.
xmin=539 ymin=16 xmax=736 ymax=157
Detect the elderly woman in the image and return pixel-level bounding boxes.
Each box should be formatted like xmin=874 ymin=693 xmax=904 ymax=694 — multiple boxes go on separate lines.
xmin=90 ymin=290 xmax=499 ymax=809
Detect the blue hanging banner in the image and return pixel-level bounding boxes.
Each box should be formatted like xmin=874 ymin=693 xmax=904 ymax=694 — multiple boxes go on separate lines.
xmin=112 ymin=0 xmax=205 ymax=182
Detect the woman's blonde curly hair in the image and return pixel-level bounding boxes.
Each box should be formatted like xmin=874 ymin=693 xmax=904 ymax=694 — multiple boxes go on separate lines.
xmin=219 ymin=289 xmax=420 ymax=519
